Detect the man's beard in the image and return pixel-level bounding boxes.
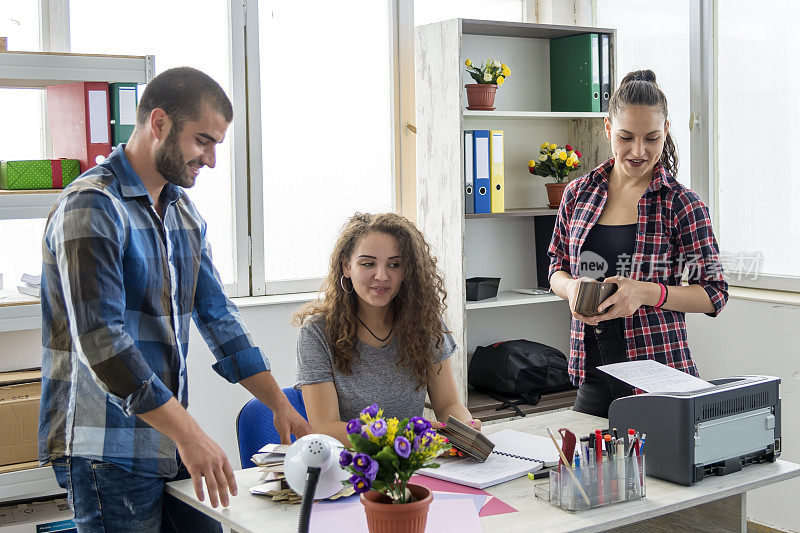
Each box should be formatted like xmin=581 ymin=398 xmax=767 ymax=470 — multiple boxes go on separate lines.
xmin=154 ymin=125 xmax=201 ymax=188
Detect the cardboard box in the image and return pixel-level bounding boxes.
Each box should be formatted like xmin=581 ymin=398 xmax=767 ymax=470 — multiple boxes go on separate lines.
xmin=0 ymin=160 xmax=80 ymax=190
xmin=0 ymin=499 xmax=75 ymax=532
xmin=0 ymin=370 xmax=42 ymax=467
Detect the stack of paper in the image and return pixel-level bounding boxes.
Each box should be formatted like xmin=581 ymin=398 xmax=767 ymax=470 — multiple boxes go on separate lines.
xmin=17 ymin=273 xmax=41 ymax=298
xmin=251 ymin=443 xmax=289 ymax=467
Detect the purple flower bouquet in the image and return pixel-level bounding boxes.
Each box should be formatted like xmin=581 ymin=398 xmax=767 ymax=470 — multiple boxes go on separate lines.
xmin=339 ymin=404 xmax=449 ymax=503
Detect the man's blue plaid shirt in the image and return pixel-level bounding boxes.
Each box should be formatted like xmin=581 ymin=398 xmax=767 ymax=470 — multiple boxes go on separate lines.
xmin=39 ymin=145 xmax=269 ymax=478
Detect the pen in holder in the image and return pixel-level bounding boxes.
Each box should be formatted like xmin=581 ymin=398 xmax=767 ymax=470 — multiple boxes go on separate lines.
xmin=535 ymin=453 xmax=646 ymax=511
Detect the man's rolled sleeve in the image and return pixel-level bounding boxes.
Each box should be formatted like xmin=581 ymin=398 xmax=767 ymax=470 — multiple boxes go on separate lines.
xmin=192 ymin=218 xmax=270 ymax=382
xmin=121 ymin=373 xmax=174 ymax=416
xmin=212 ymin=346 xmax=271 ymax=383
xmin=676 ymin=191 xmax=729 ymax=317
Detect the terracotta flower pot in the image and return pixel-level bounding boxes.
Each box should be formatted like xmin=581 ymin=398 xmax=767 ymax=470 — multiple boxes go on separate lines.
xmin=465 ymin=83 xmax=497 ymax=110
xmin=360 ymin=484 xmax=433 ymax=533
xmin=545 ymin=181 xmax=568 ymax=209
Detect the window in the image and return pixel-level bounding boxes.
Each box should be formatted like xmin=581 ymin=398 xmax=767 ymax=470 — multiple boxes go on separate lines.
xmin=70 ymin=0 xmax=239 ymax=287
xmin=0 ymin=0 xmax=413 ymax=304
xmin=0 ymin=219 xmax=46 ymax=292
xmin=0 ymin=3 xmax=45 ymax=160
xmin=0 ymin=3 xmax=40 ymax=52
xmin=716 ymin=0 xmax=800 ymax=287
xmin=256 ymin=0 xmax=394 ymax=291
xmin=597 ymin=0 xmax=691 ymax=187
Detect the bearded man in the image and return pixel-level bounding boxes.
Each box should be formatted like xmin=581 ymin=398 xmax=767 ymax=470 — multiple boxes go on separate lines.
xmin=39 ymin=67 xmax=310 ymax=532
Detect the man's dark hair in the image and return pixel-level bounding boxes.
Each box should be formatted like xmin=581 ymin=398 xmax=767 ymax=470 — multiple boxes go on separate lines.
xmin=136 ymin=67 xmax=233 ymax=129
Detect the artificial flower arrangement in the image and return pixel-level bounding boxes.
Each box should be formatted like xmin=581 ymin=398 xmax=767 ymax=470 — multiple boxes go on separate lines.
xmin=528 ymin=142 xmax=583 ymax=183
xmin=339 ymin=404 xmax=449 ymax=503
xmin=464 ymin=58 xmax=511 ymax=87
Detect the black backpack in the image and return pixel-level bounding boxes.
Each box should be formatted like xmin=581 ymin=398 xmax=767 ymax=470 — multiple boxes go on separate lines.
xmin=468 ymin=339 xmax=574 ymax=406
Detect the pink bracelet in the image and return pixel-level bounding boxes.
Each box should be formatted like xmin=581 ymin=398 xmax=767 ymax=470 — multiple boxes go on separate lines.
xmin=655 ymin=283 xmax=667 ymax=308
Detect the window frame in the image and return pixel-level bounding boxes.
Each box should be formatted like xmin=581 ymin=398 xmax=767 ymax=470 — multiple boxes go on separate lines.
xmin=9 ymin=0 xmax=415 ymax=301
xmin=693 ymin=0 xmax=800 ymax=292
xmin=243 ymin=0 xmax=415 ymax=296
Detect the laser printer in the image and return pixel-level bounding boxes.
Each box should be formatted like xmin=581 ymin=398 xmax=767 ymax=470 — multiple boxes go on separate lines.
xmin=608 ymin=375 xmax=781 ymax=485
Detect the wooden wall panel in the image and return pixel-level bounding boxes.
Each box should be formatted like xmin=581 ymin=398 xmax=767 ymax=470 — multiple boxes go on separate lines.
xmin=415 ymin=20 xmax=468 ymax=400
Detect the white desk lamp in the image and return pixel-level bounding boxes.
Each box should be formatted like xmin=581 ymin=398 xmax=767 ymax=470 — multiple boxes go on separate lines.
xmin=283 ymin=434 xmax=349 ymax=533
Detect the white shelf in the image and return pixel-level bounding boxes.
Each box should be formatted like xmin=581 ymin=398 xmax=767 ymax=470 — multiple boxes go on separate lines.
xmin=463 ymin=110 xmax=606 ymax=120
xmin=0 ymin=290 xmax=41 ymax=332
xmin=0 ymin=51 xmax=154 ymax=88
xmin=0 ymin=466 xmax=63 ymax=504
xmin=466 ymin=290 xmax=564 ymax=310
xmin=0 ymin=189 xmax=61 ymax=220
xmin=466 ymin=207 xmax=556 ymax=219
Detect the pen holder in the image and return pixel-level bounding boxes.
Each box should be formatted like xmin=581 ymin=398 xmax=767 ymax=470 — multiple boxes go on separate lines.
xmin=534 ymin=454 xmax=646 ymax=511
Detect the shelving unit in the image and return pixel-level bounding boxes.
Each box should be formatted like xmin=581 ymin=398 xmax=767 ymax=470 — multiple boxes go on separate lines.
xmin=0 ymin=51 xmax=154 ymax=88
xmin=415 ymin=19 xmax=615 ymax=403
xmin=465 ymin=206 xmax=555 ymax=219
xmin=0 ymin=51 xmax=153 ymax=333
xmin=0 ymin=289 xmax=41 ymax=332
xmin=465 ymin=290 xmax=562 ymax=310
xmin=0 ymin=466 xmax=62 ymax=504
xmin=0 ymin=189 xmax=62 ymax=220
xmin=463 ymin=110 xmax=607 ymax=120
xmin=0 ymin=50 xmax=154 ymax=501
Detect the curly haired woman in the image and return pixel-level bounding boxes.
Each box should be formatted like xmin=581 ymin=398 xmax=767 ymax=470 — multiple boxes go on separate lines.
xmin=293 ymin=212 xmax=478 ymax=444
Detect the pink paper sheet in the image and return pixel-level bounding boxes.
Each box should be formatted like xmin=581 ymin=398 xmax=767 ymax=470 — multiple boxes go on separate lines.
xmin=409 ymin=475 xmax=518 ymax=517
xmin=311 ymin=495 xmax=482 ymax=532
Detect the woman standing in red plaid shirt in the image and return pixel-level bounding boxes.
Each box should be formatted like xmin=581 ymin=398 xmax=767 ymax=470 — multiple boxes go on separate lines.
xmin=548 ymin=70 xmax=728 ymax=417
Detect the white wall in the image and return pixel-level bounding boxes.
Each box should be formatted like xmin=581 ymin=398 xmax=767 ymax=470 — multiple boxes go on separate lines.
xmin=687 ymin=298 xmax=800 ymax=532
xmin=2 ymin=295 xmax=799 ymax=530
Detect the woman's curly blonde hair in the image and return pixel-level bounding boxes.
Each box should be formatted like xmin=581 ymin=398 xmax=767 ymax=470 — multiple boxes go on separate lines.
xmin=293 ymin=212 xmax=448 ymax=389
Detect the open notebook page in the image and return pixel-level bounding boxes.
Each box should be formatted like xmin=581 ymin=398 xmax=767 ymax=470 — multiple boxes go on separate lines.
xmin=488 ymin=429 xmax=561 ymax=467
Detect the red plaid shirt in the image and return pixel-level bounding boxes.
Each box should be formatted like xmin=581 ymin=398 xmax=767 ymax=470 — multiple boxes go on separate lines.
xmin=548 ymin=158 xmax=728 ymax=386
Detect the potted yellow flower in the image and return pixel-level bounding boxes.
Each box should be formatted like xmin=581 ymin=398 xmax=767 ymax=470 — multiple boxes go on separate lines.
xmin=528 ymin=142 xmax=583 ymax=208
xmin=464 ymin=58 xmax=511 ymax=110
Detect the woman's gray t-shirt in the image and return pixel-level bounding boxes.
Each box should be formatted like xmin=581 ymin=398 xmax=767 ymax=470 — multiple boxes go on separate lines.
xmin=294 ymin=318 xmax=457 ymax=422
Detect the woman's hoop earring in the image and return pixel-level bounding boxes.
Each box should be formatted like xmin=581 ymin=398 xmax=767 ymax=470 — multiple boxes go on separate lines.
xmin=340 ymin=275 xmax=353 ymax=294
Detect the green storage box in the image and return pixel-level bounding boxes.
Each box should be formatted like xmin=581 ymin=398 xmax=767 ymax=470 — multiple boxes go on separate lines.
xmin=0 ymin=159 xmax=80 ymax=190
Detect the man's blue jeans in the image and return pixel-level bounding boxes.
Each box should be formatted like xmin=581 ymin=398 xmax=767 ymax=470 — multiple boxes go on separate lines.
xmin=51 ymin=456 xmax=222 ymax=533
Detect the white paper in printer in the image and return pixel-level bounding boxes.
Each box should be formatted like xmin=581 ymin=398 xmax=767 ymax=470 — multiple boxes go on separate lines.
xmin=598 ymin=359 xmax=713 ymax=393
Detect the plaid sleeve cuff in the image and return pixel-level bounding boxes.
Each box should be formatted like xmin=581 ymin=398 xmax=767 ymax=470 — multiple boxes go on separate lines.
xmin=698 ymin=281 xmax=729 ymax=317
xmin=212 ymin=346 xmax=271 ymax=383
xmin=120 ymin=373 xmax=173 ymax=416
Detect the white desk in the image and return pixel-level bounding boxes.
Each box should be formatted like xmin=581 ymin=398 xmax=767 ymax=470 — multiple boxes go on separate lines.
xmin=166 ymin=411 xmax=800 ymax=532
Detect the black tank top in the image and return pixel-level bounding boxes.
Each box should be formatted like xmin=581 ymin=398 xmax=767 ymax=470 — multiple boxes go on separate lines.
xmin=578 ymin=223 xmax=637 ymax=280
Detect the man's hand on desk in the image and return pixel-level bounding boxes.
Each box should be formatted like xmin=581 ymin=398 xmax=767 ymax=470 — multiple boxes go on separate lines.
xmin=239 ymin=371 xmax=313 ymax=444
xmin=273 ymin=403 xmax=313 ymax=444
xmin=176 ymin=430 xmax=238 ymax=508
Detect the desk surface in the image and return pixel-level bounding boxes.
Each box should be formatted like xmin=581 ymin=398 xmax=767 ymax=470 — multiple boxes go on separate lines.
xmin=166 ymin=410 xmax=800 ymax=533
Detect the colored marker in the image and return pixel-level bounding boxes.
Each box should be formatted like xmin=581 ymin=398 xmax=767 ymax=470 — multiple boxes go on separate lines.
xmin=595 ymin=430 xmax=604 ymax=505
xmin=580 ymin=436 xmax=590 ymax=464
xmin=616 ymin=438 xmax=626 ymax=501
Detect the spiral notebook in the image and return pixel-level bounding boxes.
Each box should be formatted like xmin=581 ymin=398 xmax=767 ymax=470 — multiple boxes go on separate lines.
xmin=418 ymin=428 xmax=561 ymax=489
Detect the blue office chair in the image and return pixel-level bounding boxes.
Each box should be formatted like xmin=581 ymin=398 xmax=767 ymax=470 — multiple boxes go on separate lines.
xmin=236 ymin=387 xmax=308 ymax=469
